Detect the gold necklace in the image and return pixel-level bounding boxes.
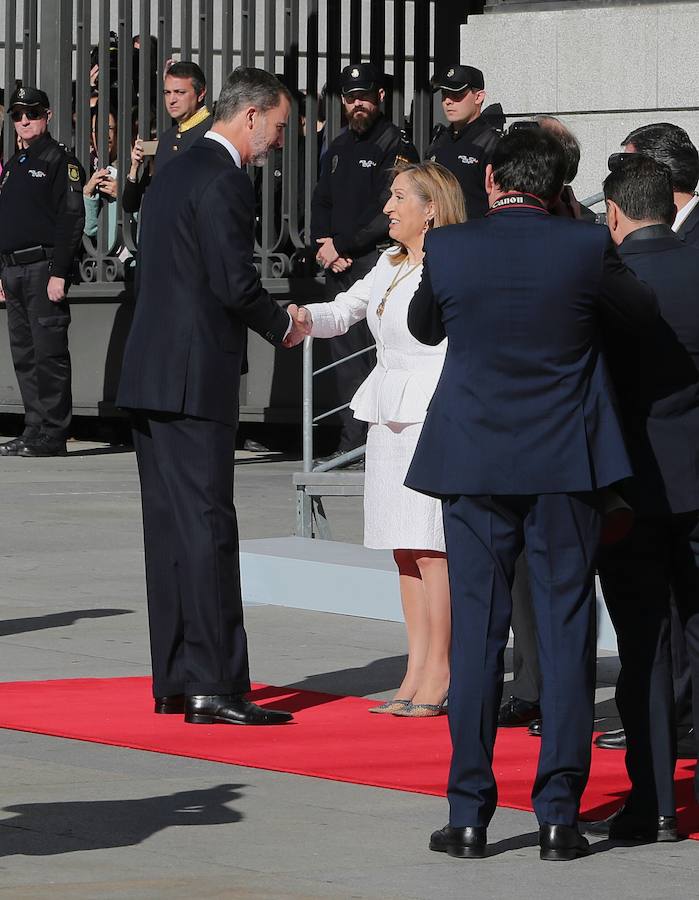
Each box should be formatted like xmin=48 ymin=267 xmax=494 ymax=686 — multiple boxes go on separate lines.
xmin=376 ymin=259 xmax=422 ymax=318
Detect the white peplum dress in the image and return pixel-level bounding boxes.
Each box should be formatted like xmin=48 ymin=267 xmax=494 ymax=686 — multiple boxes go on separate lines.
xmin=308 ymin=248 xmax=447 ymax=551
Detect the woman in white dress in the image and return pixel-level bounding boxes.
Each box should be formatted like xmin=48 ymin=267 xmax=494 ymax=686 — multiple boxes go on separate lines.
xmin=298 ymin=162 xmax=466 ymax=716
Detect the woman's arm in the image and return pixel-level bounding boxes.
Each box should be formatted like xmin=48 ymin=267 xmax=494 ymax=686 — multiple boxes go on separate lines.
xmin=303 ymin=263 xmax=378 ymax=338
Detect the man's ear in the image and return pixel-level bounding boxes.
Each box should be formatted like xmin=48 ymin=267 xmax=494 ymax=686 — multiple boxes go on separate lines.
xmin=485 ymin=163 xmax=495 ymax=197
xmin=46 ymin=109 xmax=53 ymax=123
xmin=377 ymin=87 xmax=386 ymax=105
xmin=606 ymin=199 xmax=620 ymax=237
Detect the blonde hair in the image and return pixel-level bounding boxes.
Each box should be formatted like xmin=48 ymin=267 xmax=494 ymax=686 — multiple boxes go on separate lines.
xmin=388 ymin=161 xmax=467 ymax=266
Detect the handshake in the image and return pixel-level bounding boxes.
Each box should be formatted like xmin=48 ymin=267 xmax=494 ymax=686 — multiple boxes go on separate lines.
xmin=283 ymin=305 xmax=313 ymax=348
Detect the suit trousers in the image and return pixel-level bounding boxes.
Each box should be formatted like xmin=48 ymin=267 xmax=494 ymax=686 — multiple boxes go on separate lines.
xmin=131 ymin=411 xmax=251 ymax=697
xmin=509 ymin=554 xmax=541 ymax=704
xmin=2 ymin=260 xmax=72 ymax=440
xmin=598 ymin=512 xmax=699 ymax=814
xmin=443 ymin=492 xmax=600 ymax=828
xmin=324 ymin=252 xmax=378 ymax=452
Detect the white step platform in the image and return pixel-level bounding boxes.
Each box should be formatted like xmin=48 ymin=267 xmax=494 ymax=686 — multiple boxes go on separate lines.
xmin=239 ymin=536 xmax=618 ymax=652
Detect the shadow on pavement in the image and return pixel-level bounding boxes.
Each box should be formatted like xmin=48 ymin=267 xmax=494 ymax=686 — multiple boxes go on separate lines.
xmin=0 ymin=608 xmax=133 ymax=637
xmin=0 ymin=784 xmax=244 ymax=856
xmin=285 ymin=654 xmax=409 ymax=698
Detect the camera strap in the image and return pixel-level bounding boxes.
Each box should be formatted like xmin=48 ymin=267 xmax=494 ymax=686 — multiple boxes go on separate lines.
xmin=487 ymin=193 xmax=549 ymax=215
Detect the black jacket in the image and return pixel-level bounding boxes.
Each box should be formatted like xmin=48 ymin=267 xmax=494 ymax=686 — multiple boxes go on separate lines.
xmin=606 ymin=225 xmax=699 ymax=515
xmin=310 ymin=115 xmax=418 ymax=258
xmin=676 ymin=198 xmax=699 ymax=247
xmin=117 ymin=137 xmax=290 ymax=425
xmin=0 ymin=133 xmax=85 ymax=277
xmin=425 ymin=116 xmax=500 ymax=220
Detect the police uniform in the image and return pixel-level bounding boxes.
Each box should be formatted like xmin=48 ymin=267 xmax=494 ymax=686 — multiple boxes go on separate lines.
xmin=0 ymin=87 xmax=85 ymax=456
xmin=426 ymin=65 xmax=501 ymax=220
xmin=310 ymin=62 xmax=418 ymax=456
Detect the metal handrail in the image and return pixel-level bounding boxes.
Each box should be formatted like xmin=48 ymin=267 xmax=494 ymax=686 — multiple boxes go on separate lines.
xmin=302 ymin=335 xmax=375 ymax=473
xmin=581 ymin=191 xmax=604 ymax=208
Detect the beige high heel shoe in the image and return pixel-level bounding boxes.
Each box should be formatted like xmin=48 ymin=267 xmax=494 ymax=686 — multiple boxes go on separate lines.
xmin=392 ymin=695 xmax=448 ymax=718
xmin=368 ymin=698 xmax=412 ymax=714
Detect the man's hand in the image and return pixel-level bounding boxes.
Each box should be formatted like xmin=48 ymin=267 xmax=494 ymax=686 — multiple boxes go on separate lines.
xmin=283 ymin=304 xmax=313 ymax=348
xmin=330 ymin=256 xmax=352 ymax=274
xmin=0 ymin=280 xmax=5 ymax=304
xmin=315 ymin=237 xmax=340 ymax=270
xmin=47 ymin=276 xmax=66 ymax=304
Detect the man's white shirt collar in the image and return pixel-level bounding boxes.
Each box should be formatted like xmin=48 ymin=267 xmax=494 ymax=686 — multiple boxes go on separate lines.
xmin=672 ymin=192 xmax=699 ymax=233
xmin=204 ymin=131 xmax=242 ymax=168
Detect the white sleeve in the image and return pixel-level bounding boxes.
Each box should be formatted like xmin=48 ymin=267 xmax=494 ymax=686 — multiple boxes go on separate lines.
xmin=305 ymin=263 xmax=377 ymax=338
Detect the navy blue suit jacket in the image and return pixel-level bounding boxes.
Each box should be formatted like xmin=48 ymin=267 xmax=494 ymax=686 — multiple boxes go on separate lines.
xmin=677 ymin=199 xmax=699 ymax=247
xmin=607 ymin=225 xmax=699 ymax=514
xmin=117 ymin=137 xmax=290 ymax=425
xmin=406 ymin=207 xmax=658 ymax=498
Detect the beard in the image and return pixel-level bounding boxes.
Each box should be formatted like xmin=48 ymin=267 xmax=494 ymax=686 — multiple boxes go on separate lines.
xmin=347 ymin=105 xmax=380 ymax=135
xmin=249 ymin=122 xmax=272 ymax=167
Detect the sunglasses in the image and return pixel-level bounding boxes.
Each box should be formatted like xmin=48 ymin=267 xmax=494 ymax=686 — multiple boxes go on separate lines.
xmin=607 ymin=152 xmax=640 ymax=171
xmin=11 ymin=108 xmax=45 ymax=122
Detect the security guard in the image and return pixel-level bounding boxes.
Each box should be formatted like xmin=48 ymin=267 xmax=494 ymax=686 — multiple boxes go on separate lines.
xmin=310 ymin=62 xmax=418 ymax=464
xmin=0 ymin=86 xmax=85 ymax=457
xmin=426 ymin=64 xmax=501 ymax=219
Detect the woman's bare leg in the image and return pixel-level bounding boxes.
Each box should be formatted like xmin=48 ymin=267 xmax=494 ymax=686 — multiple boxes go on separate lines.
xmin=410 ymin=551 xmax=451 ymax=706
xmin=392 ymin=548 xmax=430 ymax=700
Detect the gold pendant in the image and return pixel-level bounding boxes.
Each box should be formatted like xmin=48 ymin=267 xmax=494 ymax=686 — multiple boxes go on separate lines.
xmin=376 ymin=298 xmax=386 ymax=318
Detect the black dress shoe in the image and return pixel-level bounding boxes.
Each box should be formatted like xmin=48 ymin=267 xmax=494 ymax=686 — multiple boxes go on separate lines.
xmin=594 ymin=727 xmax=626 ymax=749
xmin=528 ymin=718 xmax=542 ymax=736
xmin=498 ymin=696 xmax=541 ymax=728
xmin=539 ymin=824 xmax=590 ymax=861
xmin=429 ymin=824 xmax=487 ymax=859
xmin=184 ymin=694 xmax=293 ymax=726
xmin=581 ymin=806 xmax=679 ymax=842
xmin=0 ymin=437 xmax=25 ymax=456
xmin=154 ymin=694 xmax=185 ymax=714
xmin=19 ymin=435 xmax=67 ymax=457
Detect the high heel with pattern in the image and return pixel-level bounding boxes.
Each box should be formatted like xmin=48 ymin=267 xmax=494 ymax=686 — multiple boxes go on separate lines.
xmin=368 ymin=698 xmax=412 ymax=714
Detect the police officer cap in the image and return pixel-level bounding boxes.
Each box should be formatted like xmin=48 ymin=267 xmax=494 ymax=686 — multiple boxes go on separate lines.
xmin=432 ymin=64 xmax=484 ymax=92
xmin=340 ymin=62 xmax=383 ymax=95
xmin=9 ymin=85 xmax=50 ymax=110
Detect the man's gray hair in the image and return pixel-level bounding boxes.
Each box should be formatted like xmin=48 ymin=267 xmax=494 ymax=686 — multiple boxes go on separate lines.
xmin=535 ymin=115 xmax=581 ymax=185
xmin=214 ymin=66 xmax=291 ymax=123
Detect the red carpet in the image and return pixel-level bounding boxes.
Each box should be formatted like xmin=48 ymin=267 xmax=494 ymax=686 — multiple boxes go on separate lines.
xmin=0 ymin=676 xmax=697 ymax=838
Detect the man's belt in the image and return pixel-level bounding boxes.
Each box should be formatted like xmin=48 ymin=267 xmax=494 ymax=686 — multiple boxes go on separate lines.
xmin=0 ymin=246 xmax=54 ymax=267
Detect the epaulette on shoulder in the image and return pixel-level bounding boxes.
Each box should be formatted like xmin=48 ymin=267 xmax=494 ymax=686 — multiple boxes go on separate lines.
xmin=430 ymin=123 xmax=446 ymax=143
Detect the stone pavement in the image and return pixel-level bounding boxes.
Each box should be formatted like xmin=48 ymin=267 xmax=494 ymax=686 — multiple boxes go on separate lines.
xmin=0 ymin=437 xmax=696 ymax=899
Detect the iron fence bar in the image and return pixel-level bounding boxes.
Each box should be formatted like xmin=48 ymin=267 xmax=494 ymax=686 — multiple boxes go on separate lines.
xmin=94 ymin=0 xmax=112 ymax=277
xmin=199 ymin=0 xmax=214 ymax=96
xmin=221 ymin=1 xmax=234 ymax=77
xmin=241 ymin=0 xmax=256 ymax=67
xmin=369 ymin=0 xmax=385 ymax=70
xmin=75 ymin=0 xmax=92 ymax=167
xmin=157 ymin=0 xmax=173 ymax=134
xmin=349 ymin=0 xmax=361 ymax=62
xmin=282 ymin=0 xmax=302 ymax=253
xmin=22 ymin=0 xmax=37 ymax=85
xmin=180 ymin=0 xmax=192 ymax=60
xmin=312 ymin=401 xmax=352 ymax=422
xmin=304 ymin=0 xmax=319 ymax=272
xmin=116 ymin=0 xmax=137 ymax=260
xmin=138 ymin=0 xmax=152 ymax=146
xmin=392 ymin=0 xmax=406 ymax=128
xmin=259 ymin=0 xmax=277 ymax=276
xmin=39 ymin=0 xmax=73 ymax=147
xmin=312 ymin=343 xmax=376 ymax=377
xmin=3 ymin=0 xmax=17 ymax=164
xmin=325 ymin=0 xmax=341 ymax=145
xmin=412 ymin=0 xmax=431 ymax=158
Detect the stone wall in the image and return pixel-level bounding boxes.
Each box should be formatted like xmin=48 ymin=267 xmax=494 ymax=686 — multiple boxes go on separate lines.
xmin=463 ymin=1 xmax=699 ymax=203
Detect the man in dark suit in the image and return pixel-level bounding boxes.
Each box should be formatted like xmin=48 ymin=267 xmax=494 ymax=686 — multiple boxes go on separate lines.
xmin=594 ymin=123 xmax=699 ymax=755
xmin=406 ymin=128 xmax=658 ymax=861
xmin=117 ymin=67 xmax=307 ymax=727
xmin=582 ymin=155 xmax=699 ymax=842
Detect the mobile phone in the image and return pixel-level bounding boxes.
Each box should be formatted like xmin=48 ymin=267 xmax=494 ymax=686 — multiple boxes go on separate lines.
xmin=105 ymin=165 xmax=118 ymax=180
xmin=140 ymin=139 xmax=159 ymax=157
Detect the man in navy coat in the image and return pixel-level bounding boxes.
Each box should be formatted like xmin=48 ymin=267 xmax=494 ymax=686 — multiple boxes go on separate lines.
xmin=406 ymin=128 xmax=658 ymax=860
xmin=583 ymin=154 xmax=699 ymax=842
xmin=117 ymin=67 xmax=307 ymax=727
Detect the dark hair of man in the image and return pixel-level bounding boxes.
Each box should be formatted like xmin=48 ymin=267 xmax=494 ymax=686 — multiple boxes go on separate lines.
xmin=214 ymin=66 xmax=292 ymax=124
xmin=535 ymin=115 xmax=580 ymax=184
xmin=621 ymin=122 xmax=699 ymax=194
xmin=166 ymin=61 xmax=207 ymax=97
xmin=490 ymin=128 xmax=567 ymax=203
xmin=604 ymin=154 xmax=675 ymax=224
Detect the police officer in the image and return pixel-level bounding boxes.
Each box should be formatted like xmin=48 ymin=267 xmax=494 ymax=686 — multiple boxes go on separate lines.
xmin=0 ymin=86 xmax=85 ymax=457
xmin=310 ymin=62 xmax=418 ymax=464
xmin=426 ymin=64 xmax=501 ymax=219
